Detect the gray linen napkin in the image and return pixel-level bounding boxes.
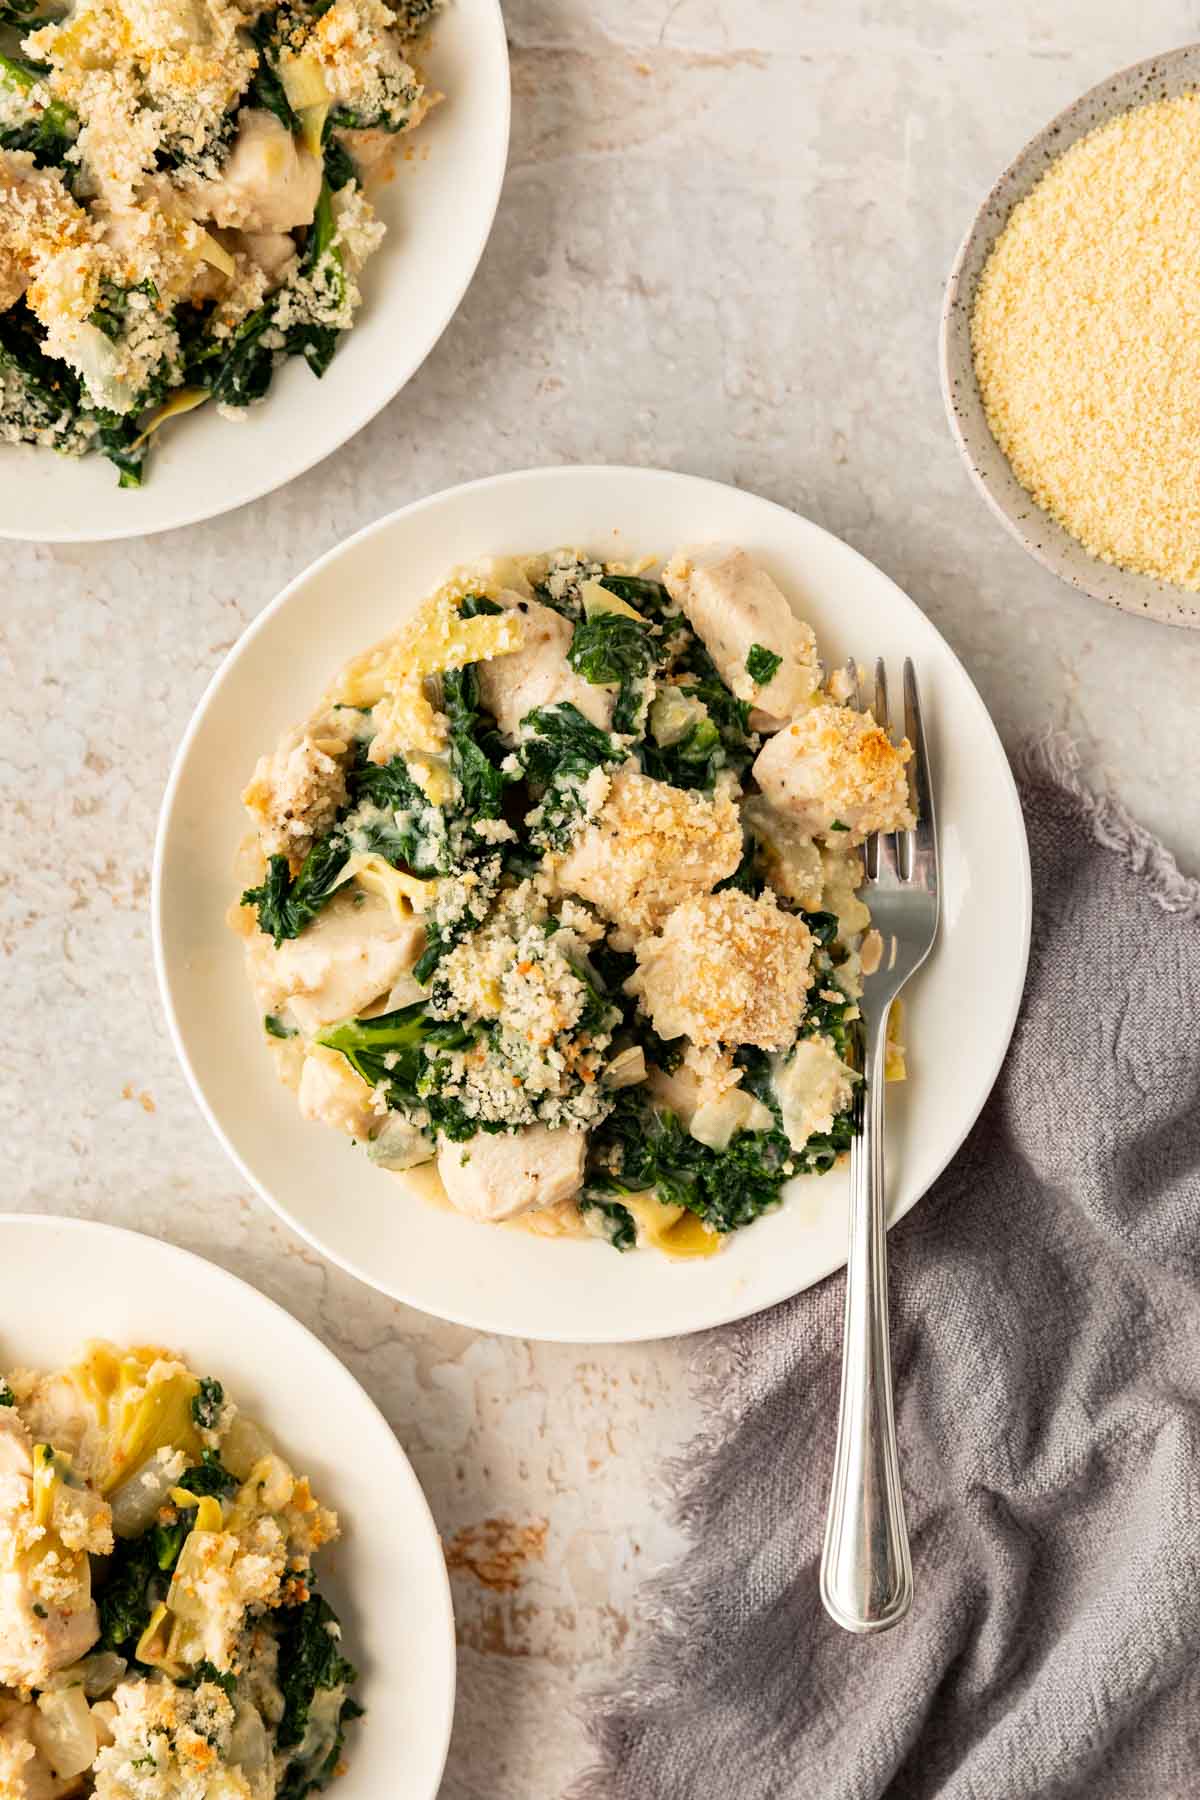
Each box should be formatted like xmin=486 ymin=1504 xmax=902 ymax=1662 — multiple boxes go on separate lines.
xmin=577 ymin=734 xmax=1200 ymax=1800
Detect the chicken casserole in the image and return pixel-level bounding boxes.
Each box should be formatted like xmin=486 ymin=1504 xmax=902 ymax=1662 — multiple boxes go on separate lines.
xmin=0 ymin=0 xmax=443 ymax=486
xmin=0 ymin=1343 xmax=359 ymax=1800
xmin=234 ymin=544 xmax=915 ymax=1258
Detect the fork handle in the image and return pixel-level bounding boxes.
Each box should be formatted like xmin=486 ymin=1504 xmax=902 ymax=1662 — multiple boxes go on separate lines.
xmin=819 ymin=1006 xmax=913 ymax=1634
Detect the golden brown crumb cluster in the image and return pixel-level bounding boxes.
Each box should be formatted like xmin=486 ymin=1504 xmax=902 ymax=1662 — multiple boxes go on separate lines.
xmin=632 ymin=890 xmax=814 ymax=1051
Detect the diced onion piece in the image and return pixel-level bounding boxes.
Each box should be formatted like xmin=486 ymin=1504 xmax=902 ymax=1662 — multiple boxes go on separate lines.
xmin=689 ymin=1088 xmax=775 ymax=1152
xmin=42 ymin=1653 xmax=127 ymax=1699
xmin=218 ymin=1414 xmax=271 ymax=1482
xmin=34 ymin=1686 xmax=98 ymax=1780
xmin=229 ymin=1700 xmax=272 ymax=1777
xmin=130 ymin=386 xmax=210 ymax=451
xmin=109 ymin=1449 xmax=186 ymax=1537
xmin=91 ymin=1700 xmax=117 ymax=1751
xmin=581 ymin=577 xmax=643 ymax=621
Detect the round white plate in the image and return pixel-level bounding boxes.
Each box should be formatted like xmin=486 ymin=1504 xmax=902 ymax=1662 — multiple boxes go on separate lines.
xmin=0 ymin=0 xmax=510 ymax=543
xmin=154 ymin=465 xmax=1032 ymax=1344
xmin=0 ymin=1212 xmax=455 ymax=1800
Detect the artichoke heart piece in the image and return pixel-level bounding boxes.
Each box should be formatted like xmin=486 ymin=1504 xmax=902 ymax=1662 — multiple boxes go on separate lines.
xmin=618 ymin=1191 xmax=722 ymax=1259
xmin=581 ymin=577 xmax=645 ymax=621
xmin=67 ymin=1343 xmax=203 ymax=1493
xmin=135 ymin=1602 xmax=189 ymax=1679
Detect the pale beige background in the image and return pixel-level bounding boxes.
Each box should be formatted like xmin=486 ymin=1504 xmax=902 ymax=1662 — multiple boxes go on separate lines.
xmin=4 ymin=4 xmax=1200 ymax=1797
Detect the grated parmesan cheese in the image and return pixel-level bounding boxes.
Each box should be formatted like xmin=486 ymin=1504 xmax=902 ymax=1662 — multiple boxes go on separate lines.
xmin=972 ymin=90 xmax=1200 ymax=589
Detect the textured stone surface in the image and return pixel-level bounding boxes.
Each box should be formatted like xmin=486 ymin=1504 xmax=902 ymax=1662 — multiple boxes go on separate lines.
xmin=3 ymin=5 xmax=1200 ymax=1797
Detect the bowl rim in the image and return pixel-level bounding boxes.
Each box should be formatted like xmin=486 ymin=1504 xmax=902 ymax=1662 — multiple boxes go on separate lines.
xmin=152 ymin=463 xmax=1033 ymax=1343
xmin=0 ymin=1209 xmax=458 ymax=1797
xmin=939 ymin=41 xmax=1200 ymax=631
xmin=0 ymin=0 xmax=511 ymax=545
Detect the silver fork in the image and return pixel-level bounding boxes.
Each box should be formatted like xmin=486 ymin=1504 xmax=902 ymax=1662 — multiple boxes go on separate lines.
xmin=819 ymin=659 xmax=939 ymax=1634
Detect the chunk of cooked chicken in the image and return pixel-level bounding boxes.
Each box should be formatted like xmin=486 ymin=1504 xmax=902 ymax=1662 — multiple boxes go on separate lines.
xmin=242 ymin=708 xmax=357 ymax=861
xmin=752 ymin=703 xmax=914 ymax=842
xmin=0 ymin=1414 xmax=105 ymax=1689
xmin=189 ymin=109 xmax=322 ymax=233
xmin=0 ymin=1697 xmax=71 ymax=1800
xmin=246 ymin=887 xmax=425 ymax=1035
xmin=297 ymin=1044 xmax=379 ymax=1140
xmin=436 ymin=1126 xmax=587 ymax=1223
xmin=237 ymin=229 xmax=298 ymax=285
xmin=631 ymin=890 xmax=814 ymax=1051
xmin=741 ymin=794 xmax=824 ymax=908
xmin=0 ymin=152 xmax=91 ymax=313
xmin=477 ymin=595 xmax=613 ymax=742
xmin=554 ymin=766 xmax=742 ymax=939
xmin=663 ymin=546 xmax=821 ymax=727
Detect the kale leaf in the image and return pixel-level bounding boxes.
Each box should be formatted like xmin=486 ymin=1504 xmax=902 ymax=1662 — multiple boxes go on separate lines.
xmin=180 ymin=1450 xmax=238 ymax=1500
xmin=0 ymin=56 xmax=76 ymax=172
xmin=275 ymin=1591 xmax=360 ymax=1758
xmin=265 ymin=1014 xmax=298 ymax=1039
xmin=567 ymin=611 xmax=658 ymax=733
xmin=567 ymin=612 xmax=656 ymax=688
xmin=579 ymin=1194 xmax=637 ymax=1251
xmin=598 ymin=574 xmax=671 ymax=612
xmin=283 ymin=178 xmax=344 ymax=379
xmin=518 ymin=703 xmax=626 ymax=850
xmin=184 ymin=1660 xmax=237 ymax=1697
xmin=323 ymin=133 xmax=358 ymax=194
xmin=0 ymin=301 xmax=83 ymax=445
xmin=241 ymin=837 xmax=351 ymax=946
xmin=109 ymin=284 xmax=163 ymax=347
xmin=442 ymin=615 xmax=510 ymax=822
xmin=317 ymin=1003 xmax=472 ymax=1138
xmin=184 ymin=301 xmax=277 ymax=409
xmin=191 ymin=1376 xmax=224 ymax=1431
xmin=746 ymin=643 xmax=782 ymax=685
xmin=97 ymin=1534 xmax=162 ymax=1654
xmin=248 ymin=11 xmax=300 ymax=133
xmin=347 ymin=749 xmax=447 ymax=877
xmin=587 ymin=1086 xmax=791 ymax=1236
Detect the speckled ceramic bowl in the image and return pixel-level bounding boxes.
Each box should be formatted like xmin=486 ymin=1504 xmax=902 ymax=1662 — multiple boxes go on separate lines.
xmin=940 ymin=46 xmax=1200 ymax=631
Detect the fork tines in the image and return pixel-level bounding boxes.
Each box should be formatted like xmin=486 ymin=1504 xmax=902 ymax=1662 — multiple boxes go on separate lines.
xmin=842 ymin=658 xmax=937 ymax=890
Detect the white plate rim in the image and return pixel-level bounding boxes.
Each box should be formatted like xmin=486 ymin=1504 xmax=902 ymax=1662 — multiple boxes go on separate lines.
xmin=153 ymin=463 xmax=1033 ymax=1343
xmin=0 ymin=1209 xmax=457 ymax=1799
xmin=0 ymin=0 xmax=511 ymax=545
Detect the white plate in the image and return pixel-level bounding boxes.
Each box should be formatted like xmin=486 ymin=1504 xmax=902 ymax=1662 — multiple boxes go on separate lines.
xmin=154 ymin=465 xmax=1032 ymax=1344
xmin=0 ymin=1212 xmax=455 ymax=1800
xmin=0 ymin=0 xmax=510 ymax=543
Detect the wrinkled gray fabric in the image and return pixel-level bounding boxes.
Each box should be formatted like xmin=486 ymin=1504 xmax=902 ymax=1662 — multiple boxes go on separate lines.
xmin=577 ymin=736 xmax=1200 ymax=1800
